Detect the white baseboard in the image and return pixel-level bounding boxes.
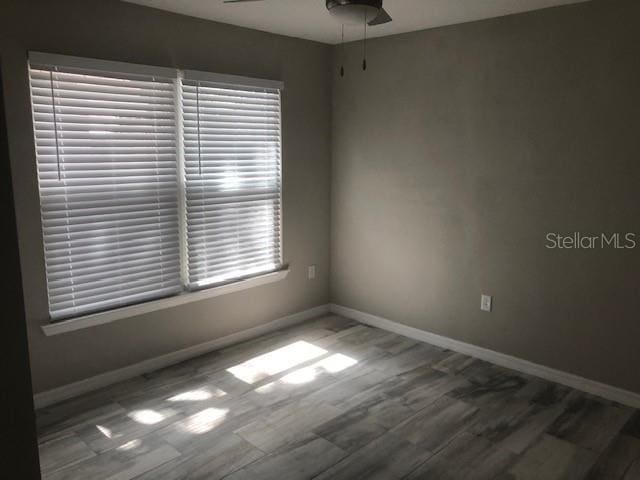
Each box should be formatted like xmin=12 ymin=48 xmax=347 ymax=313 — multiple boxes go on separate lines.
xmin=34 ymin=304 xmax=330 ymax=409
xmin=330 ymin=304 xmax=640 ymax=409
xmin=37 ymin=302 xmax=640 ymax=410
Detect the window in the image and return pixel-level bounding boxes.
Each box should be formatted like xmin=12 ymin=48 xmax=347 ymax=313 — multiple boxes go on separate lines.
xmin=28 ymin=53 xmax=283 ymax=321
xmin=181 ymin=74 xmax=282 ymax=289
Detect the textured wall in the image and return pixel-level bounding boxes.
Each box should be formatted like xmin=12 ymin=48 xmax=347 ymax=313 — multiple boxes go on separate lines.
xmin=1 ymin=0 xmax=332 ymax=393
xmin=331 ymin=0 xmax=640 ymax=392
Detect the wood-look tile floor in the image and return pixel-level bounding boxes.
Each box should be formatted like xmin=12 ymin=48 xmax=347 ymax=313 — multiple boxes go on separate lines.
xmin=37 ymin=315 xmax=640 ymax=479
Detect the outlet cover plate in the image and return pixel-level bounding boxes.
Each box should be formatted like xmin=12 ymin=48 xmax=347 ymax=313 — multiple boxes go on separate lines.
xmin=308 ymin=265 xmax=317 ymax=280
xmin=481 ymin=294 xmax=492 ymax=312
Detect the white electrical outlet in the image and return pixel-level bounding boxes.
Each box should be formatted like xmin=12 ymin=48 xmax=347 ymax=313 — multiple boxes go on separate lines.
xmin=481 ymin=294 xmax=492 ymax=312
xmin=308 ymin=265 xmax=317 ymax=280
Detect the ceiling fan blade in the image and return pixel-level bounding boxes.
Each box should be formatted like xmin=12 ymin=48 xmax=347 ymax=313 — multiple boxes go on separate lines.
xmin=368 ymin=7 xmax=392 ymax=26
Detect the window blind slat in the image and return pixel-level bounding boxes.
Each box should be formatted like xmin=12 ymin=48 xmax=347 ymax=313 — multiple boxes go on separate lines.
xmin=47 ymin=254 xmax=181 ymax=280
xmin=48 ymin=266 xmax=182 ymax=296
xmin=50 ymin=283 xmax=181 ymax=311
xmin=189 ymin=243 xmax=281 ymax=265
xmin=46 ymin=249 xmax=179 ymax=273
xmin=50 ymin=287 xmax=183 ymax=319
xmin=34 ymin=113 xmax=176 ymax=127
xmin=44 ymin=229 xmax=180 ymax=252
xmin=189 ymin=262 xmax=280 ymax=287
xmin=188 ymin=253 xmax=280 ymax=273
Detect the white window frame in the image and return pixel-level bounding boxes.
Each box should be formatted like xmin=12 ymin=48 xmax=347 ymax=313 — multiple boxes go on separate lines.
xmin=28 ymin=52 xmax=288 ymax=336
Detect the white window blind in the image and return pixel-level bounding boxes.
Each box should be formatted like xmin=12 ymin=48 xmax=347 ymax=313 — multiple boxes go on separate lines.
xmin=29 ymin=59 xmax=182 ymax=320
xmin=28 ymin=53 xmax=284 ymax=321
xmin=181 ymin=76 xmax=282 ymax=289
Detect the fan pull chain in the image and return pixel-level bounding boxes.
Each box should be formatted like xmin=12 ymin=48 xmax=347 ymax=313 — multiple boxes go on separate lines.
xmin=363 ymin=12 xmax=368 ymax=71
xmin=340 ymin=24 xmax=345 ymax=77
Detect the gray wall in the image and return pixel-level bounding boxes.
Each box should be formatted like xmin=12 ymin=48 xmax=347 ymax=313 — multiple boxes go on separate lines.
xmin=1 ymin=0 xmax=332 ymax=393
xmin=332 ymin=0 xmax=640 ymax=393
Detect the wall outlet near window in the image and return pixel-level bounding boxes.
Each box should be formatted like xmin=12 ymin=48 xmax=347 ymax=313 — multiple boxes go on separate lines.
xmin=481 ymin=294 xmax=492 ymax=312
xmin=308 ymin=265 xmax=317 ymax=280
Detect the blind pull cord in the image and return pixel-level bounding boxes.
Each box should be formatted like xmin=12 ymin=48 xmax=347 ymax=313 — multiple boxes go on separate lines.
xmin=49 ymin=70 xmax=62 ymax=180
xmin=196 ymin=82 xmax=202 ymax=176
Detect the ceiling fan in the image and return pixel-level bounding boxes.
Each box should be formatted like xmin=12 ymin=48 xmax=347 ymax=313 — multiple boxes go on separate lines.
xmin=223 ymin=0 xmax=393 ymax=27
xmin=223 ymin=0 xmax=392 ymax=75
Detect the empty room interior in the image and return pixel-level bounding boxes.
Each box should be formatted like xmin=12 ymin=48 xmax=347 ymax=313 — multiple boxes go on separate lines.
xmin=1 ymin=0 xmax=640 ymax=478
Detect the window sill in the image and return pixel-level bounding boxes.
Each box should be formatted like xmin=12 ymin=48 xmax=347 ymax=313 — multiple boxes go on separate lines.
xmin=41 ymin=268 xmax=289 ymax=337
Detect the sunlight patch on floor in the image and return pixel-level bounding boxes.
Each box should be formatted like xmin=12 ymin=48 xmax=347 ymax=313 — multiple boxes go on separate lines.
xmin=96 ymin=425 xmax=113 ymax=439
xmin=179 ymin=407 xmax=229 ymax=434
xmin=227 ymin=341 xmax=327 ymax=384
xmin=313 ymin=353 xmax=358 ymax=374
xmin=167 ymin=387 xmax=226 ymax=402
xmin=255 ymin=353 xmax=358 ymax=392
xmin=116 ymin=439 xmax=141 ymax=451
xmin=127 ymin=409 xmax=167 ymax=425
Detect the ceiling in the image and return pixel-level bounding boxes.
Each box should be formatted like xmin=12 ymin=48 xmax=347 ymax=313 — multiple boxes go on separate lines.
xmin=123 ymin=0 xmax=589 ymax=45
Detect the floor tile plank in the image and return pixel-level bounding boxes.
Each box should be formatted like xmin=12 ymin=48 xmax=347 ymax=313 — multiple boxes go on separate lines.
xmin=503 ymin=434 xmax=597 ymax=480
xmin=134 ymin=433 xmax=263 ymax=480
xmin=225 ymin=434 xmax=346 ymax=480
xmin=313 ymin=432 xmax=432 ymax=480
xmin=403 ymin=432 xmax=516 ymax=480
xmin=39 ymin=434 xmax=96 ymax=475
xmin=44 ymin=435 xmax=180 ymax=480
xmin=391 ymin=395 xmax=479 ymax=451
xmin=547 ymin=395 xmax=634 ymax=453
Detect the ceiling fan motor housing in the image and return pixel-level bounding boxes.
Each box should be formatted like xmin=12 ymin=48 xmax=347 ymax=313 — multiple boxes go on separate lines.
xmin=326 ymin=0 xmax=383 ymax=24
